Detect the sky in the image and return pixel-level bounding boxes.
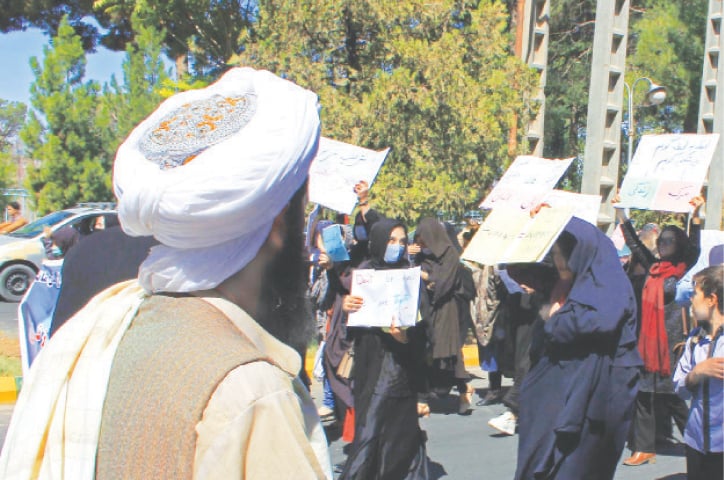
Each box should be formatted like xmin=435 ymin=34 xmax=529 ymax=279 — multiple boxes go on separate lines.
xmin=0 ymin=28 xmax=126 ymax=105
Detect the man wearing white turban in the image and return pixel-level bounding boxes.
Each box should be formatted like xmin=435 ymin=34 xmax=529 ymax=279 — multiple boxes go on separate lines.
xmin=0 ymin=68 xmax=332 ymax=479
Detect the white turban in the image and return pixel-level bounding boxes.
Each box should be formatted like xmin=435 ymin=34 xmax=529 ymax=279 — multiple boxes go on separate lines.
xmin=114 ymin=67 xmax=320 ymax=292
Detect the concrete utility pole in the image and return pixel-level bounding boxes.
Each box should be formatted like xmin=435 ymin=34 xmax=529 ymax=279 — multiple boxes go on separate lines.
xmin=698 ymin=0 xmax=723 ymax=229
xmin=520 ymin=0 xmax=550 ymax=157
xmin=509 ymin=0 xmax=550 ymax=157
xmin=581 ymin=0 xmax=630 ymax=233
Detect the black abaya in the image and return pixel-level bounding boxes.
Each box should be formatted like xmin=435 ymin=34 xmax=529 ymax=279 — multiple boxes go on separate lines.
xmin=340 ymin=219 xmax=429 ymax=479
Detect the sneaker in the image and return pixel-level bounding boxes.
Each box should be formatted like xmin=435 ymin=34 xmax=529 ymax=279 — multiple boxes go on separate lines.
xmin=488 ymin=411 xmax=517 ymax=436
xmin=317 ymin=406 xmax=335 ymax=419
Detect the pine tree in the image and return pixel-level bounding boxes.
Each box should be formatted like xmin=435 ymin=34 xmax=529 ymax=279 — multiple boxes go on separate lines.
xmin=105 ymin=17 xmax=169 ymax=147
xmin=0 ymin=100 xmax=27 ymax=201
xmin=22 ymin=15 xmax=116 ymax=214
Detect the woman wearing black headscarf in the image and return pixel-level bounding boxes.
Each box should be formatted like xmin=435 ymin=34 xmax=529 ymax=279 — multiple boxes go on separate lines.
xmin=513 ymin=217 xmax=642 ymax=480
xmin=618 ymin=198 xmax=703 ymax=466
xmin=322 ymin=182 xmax=384 ymax=430
xmin=414 ymin=217 xmax=475 ymax=413
xmin=339 ymin=219 xmax=429 ymax=479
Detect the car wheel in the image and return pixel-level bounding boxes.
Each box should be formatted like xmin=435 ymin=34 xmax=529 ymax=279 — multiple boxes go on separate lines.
xmin=0 ymin=264 xmax=37 ymax=302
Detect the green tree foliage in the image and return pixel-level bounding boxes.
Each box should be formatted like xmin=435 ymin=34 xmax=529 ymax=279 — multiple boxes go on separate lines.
xmin=0 ymin=100 xmax=27 ymax=151
xmin=236 ymin=0 xmax=537 ymax=222
xmin=543 ymin=0 xmax=595 ymax=164
xmin=0 ymin=151 xmax=17 ymax=193
xmin=0 ymin=100 xmax=26 ymax=195
xmin=627 ymin=0 xmax=707 ymax=134
xmin=94 ymin=0 xmax=256 ymax=76
xmin=0 ymin=0 xmax=121 ymax=51
xmin=21 ymin=16 xmax=116 ymax=214
xmin=105 ymin=17 xmax=168 ymax=144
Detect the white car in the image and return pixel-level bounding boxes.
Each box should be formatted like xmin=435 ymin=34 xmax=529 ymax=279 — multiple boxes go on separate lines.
xmin=0 ymin=208 xmax=118 ymax=301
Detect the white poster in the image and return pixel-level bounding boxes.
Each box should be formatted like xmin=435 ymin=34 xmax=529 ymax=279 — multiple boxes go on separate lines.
xmin=544 ymin=190 xmax=602 ymax=226
xmin=347 ymin=267 xmax=421 ymax=328
xmin=618 ymin=134 xmax=719 ymax=212
xmin=480 ymin=155 xmax=574 ymax=211
xmin=308 ymin=137 xmax=390 ymax=215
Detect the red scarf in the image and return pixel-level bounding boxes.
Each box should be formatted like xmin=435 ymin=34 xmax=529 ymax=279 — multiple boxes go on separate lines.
xmin=639 ymin=261 xmax=687 ymax=375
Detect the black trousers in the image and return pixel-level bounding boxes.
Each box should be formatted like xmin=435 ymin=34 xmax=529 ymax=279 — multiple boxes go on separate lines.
xmin=502 ymin=321 xmax=534 ymax=415
xmin=629 ymin=391 xmax=688 ymax=453
xmin=686 ymin=445 xmax=723 ymax=480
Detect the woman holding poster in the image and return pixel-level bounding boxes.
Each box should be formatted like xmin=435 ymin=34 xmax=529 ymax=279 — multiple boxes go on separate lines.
xmin=512 ymin=218 xmax=642 ymax=480
xmin=338 ymin=219 xmax=429 ymax=480
xmin=617 ymin=197 xmax=704 ymax=467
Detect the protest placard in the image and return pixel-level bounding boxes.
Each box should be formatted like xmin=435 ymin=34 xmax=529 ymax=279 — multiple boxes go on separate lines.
xmin=18 ymin=260 xmax=63 ymax=375
xmin=322 ymin=224 xmax=350 ymax=262
xmin=308 ymin=137 xmax=390 ymax=215
xmin=347 ymin=267 xmax=421 ymax=328
xmin=480 ymin=155 xmax=574 ymax=211
xmin=462 ymin=206 xmax=573 ymax=266
xmin=618 ymin=134 xmax=719 ymax=212
xmin=544 ymin=190 xmax=602 ymax=226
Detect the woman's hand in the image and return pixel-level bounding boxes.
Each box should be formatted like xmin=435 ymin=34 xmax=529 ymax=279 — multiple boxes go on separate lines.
xmin=611 ymin=191 xmax=628 ymax=222
xmin=318 ymin=252 xmax=333 ymax=270
xmin=529 ymin=202 xmax=551 ymax=218
xmin=407 ymin=243 xmax=421 ymax=256
xmin=420 ymin=270 xmax=430 ymax=282
xmin=388 ymin=316 xmax=409 ymax=344
xmin=342 ymin=295 xmax=364 ymax=313
xmin=690 ymin=194 xmax=705 ymax=224
xmin=690 ymin=195 xmax=705 ymax=216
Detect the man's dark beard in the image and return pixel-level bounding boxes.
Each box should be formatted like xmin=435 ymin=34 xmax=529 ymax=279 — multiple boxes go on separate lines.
xmin=256 ymin=201 xmax=314 ymax=357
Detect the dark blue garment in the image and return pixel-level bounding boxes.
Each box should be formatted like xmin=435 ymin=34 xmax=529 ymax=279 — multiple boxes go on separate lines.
xmin=515 ymin=218 xmax=642 ymax=480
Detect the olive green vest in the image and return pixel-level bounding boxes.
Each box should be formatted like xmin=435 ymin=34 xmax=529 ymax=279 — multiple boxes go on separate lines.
xmin=96 ymin=295 xmax=266 ymax=480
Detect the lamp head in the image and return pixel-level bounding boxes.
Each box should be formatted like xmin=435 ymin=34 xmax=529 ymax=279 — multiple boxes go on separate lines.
xmin=644 ymin=81 xmax=667 ymax=106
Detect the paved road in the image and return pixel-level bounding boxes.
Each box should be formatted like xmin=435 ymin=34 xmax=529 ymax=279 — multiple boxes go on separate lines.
xmin=314 ymin=372 xmax=687 ymax=480
xmin=0 ymin=299 xmax=687 ymax=478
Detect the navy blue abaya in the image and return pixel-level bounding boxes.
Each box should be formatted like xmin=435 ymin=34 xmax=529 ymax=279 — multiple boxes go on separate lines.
xmin=514 ymin=218 xmax=642 ymax=480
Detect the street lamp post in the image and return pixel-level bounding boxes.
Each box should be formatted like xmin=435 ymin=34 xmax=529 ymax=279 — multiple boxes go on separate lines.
xmin=624 ymin=77 xmax=667 ymax=166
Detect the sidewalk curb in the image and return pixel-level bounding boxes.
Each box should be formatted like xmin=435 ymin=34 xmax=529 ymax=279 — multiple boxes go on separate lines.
xmin=0 ymin=347 xmax=480 ymax=404
xmin=304 ymin=343 xmax=480 ymax=380
xmin=0 ymin=376 xmax=21 ymax=404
